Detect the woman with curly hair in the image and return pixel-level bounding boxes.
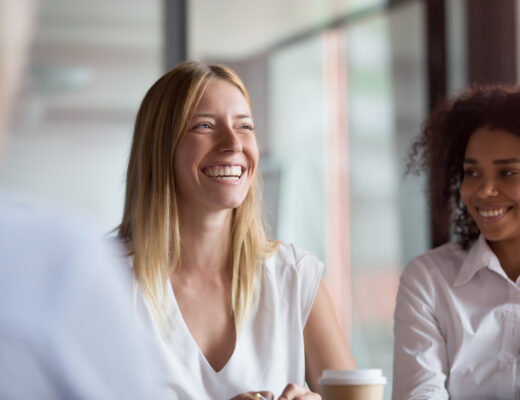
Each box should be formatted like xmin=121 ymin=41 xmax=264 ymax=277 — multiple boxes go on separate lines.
xmin=118 ymin=61 xmax=355 ymax=399
xmin=393 ymin=85 xmax=520 ymax=399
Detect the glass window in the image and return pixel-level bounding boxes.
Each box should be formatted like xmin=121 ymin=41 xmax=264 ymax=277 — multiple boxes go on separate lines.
xmin=346 ymin=4 xmax=428 ymax=397
xmin=266 ymin=3 xmax=428 ymax=397
xmin=268 ymin=36 xmax=326 ymax=259
xmin=0 ymin=0 xmax=162 ymax=233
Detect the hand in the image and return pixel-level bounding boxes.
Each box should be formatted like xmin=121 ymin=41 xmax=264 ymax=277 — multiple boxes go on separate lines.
xmin=230 ymin=391 xmax=274 ymax=400
xmin=278 ymin=383 xmax=321 ymax=400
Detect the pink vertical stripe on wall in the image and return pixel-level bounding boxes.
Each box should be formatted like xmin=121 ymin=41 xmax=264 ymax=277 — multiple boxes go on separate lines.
xmin=322 ymin=29 xmax=351 ymax=342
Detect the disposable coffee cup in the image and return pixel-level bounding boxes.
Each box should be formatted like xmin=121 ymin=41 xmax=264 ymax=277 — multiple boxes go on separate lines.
xmin=318 ymin=369 xmax=387 ymax=400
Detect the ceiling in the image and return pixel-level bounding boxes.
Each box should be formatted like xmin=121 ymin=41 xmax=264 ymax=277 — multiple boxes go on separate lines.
xmin=188 ymin=0 xmax=373 ymax=59
xmin=26 ymin=0 xmax=381 ymax=125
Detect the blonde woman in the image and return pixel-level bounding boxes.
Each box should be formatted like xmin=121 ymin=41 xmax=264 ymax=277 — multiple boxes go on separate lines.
xmin=118 ymin=61 xmax=355 ymax=399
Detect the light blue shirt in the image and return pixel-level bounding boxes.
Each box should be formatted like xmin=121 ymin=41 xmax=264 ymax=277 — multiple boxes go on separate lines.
xmin=0 ymin=199 xmax=174 ymax=399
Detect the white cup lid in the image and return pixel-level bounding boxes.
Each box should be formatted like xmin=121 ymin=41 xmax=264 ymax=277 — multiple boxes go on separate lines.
xmin=318 ymin=369 xmax=387 ymax=385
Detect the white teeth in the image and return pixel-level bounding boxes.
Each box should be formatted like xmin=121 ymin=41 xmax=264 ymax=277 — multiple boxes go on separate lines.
xmin=478 ymin=208 xmax=506 ymax=218
xmin=204 ymin=165 xmax=242 ymax=178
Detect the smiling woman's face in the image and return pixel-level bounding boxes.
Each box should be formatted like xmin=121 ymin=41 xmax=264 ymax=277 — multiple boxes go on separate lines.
xmin=460 ymin=127 xmax=520 ymax=245
xmin=173 ymin=78 xmax=259 ymax=215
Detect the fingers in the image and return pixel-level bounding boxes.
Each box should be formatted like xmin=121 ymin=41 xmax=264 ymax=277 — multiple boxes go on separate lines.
xmin=278 ymin=383 xmax=322 ymax=400
xmin=229 ymin=384 xmax=321 ymax=400
xmin=255 ymin=392 xmax=274 ymax=400
xmin=229 ymin=391 xmax=274 ymax=400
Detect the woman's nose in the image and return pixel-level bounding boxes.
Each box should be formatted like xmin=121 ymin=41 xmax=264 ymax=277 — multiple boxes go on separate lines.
xmin=477 ymin=178 xmax=499 ymax=198
xmin=219 ymin=126 xmax=242 ymax=153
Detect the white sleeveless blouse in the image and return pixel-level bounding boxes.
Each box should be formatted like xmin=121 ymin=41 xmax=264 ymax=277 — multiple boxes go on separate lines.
xmin=134 ymin=243 xmax=323 ymax=399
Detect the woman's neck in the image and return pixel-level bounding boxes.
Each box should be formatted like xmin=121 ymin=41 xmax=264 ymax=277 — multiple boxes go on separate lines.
xmin=488 ymin=238 xmax=520 ymax=281
xmin=176 ymin=207 xmax=233 ymax=276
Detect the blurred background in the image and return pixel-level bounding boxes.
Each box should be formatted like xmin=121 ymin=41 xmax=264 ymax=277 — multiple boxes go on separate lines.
xmin=2 ymin=0 xmax=519 ymax=397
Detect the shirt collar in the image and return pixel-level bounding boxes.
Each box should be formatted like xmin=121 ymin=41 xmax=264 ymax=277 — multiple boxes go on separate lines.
xmin=454 ymin=234 xmax=505 ymax=287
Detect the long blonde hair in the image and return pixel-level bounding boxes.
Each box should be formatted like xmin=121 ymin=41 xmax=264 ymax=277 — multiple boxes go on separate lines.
xmin=118 ymin=61 xmax=278 ymax=335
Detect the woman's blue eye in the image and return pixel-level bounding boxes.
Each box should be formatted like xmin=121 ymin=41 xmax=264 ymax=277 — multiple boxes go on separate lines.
xmin=240 ymin=124 xmax=254 ymax=131
xmin=193 ymin=123 xmax=210 ymax=129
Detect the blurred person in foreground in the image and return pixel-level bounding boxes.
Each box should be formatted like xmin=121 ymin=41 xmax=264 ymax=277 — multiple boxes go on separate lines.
xmin=117 ymin=60 xmax=356 ymax=400
xmin=0 ymin=1 xmax=172 ymax=398
xmin=393 ymin=85 xmax=520 ymax=399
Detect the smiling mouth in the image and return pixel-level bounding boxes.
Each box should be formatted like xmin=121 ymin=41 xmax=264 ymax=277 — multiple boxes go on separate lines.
xmin=203 ymin=165 xmax=244 ymax=181
xmin=477 ymin=207 xmax=511 ymax=218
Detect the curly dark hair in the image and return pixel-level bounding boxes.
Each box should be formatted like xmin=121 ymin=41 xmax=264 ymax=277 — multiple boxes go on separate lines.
xmin=408 ymin=84 xmax=520 ymax=249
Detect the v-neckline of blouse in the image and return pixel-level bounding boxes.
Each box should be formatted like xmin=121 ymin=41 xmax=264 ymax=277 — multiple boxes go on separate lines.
xmin=167 ymin=281 xmax=238 ymax=374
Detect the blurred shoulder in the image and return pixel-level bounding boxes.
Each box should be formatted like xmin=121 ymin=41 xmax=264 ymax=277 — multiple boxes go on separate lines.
xmin=0 ymin=195 xmax=128 ymax=282
xmin=0 ymin=196 xmax=104 ymax=247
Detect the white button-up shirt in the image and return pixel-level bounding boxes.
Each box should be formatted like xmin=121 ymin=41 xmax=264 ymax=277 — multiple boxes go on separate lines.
xmin=393 ymin=235 xmax=520 ymax=400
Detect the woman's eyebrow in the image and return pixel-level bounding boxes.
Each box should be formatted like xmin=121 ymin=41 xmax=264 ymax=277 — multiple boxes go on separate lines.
xmin=191 ymin=113 xmax=215 ymax=118
xmin=464 ymin=158 xmax=520 ymax=164
xmin=191 ymin=113 xmax=252 ymax=119
xmin=494 ymin=158 xmax=520 ymax=164
xmin=234 ymin=113 xmax=253 ymax=119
